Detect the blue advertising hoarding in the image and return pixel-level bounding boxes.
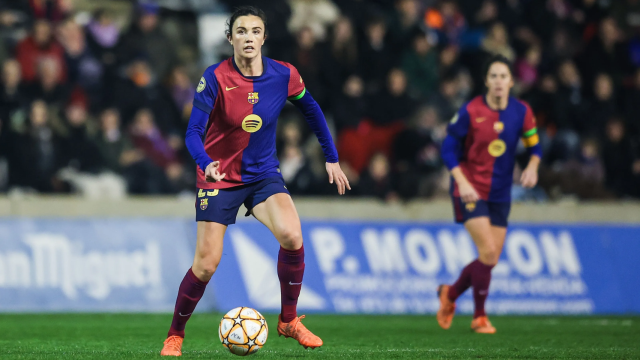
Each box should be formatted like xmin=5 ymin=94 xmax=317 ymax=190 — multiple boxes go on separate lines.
xmin=0 ymin=218 xmax=638 ymax=314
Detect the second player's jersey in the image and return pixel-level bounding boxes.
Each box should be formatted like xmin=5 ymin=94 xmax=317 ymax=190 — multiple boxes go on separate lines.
xmin=193 ymin=57 xmax=306 ymax=189
xmin=447 ymin=96 xmax=539 ymax=202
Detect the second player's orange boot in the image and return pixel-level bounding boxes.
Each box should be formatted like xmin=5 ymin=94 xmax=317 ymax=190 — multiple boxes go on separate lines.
xmin=436 ymin=284 xmax=456 ymax=329
xmin=160 ymin=335 xmax=183 ymax=356
xmin=277 ymin=315 xmax=323 ymax=349
xmin=471 ymin=316 xmax=497 ymax=334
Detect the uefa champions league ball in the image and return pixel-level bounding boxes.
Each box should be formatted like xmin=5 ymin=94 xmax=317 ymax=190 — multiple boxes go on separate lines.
xmin=219 ymin=307 xmax=268 ymax=356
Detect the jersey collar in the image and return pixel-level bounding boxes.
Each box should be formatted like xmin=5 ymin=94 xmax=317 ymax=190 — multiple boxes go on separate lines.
xmin=231 ymin=56 xmax=268 ymax=80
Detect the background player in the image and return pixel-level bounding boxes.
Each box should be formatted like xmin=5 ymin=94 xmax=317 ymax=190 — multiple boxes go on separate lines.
xmin=160 ymin=6 xmax=350 ymax=356
xmin=437 ymin=55 xmax=542 ymax=334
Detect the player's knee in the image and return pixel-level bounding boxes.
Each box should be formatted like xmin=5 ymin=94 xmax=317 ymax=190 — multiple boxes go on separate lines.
xmin=278 ymin=227 xmax=303 ymax=250
xmin=479 ymin=246 xmax=499 ymax=265
xmin=193 ymin=256 xmax=220 ymax=281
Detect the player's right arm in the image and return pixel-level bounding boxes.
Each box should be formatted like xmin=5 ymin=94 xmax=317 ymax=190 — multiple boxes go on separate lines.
xmin=441 ymin=105 xmax=479 ymax=203
xmin=185 ymin=67 xmax=225 ymax=182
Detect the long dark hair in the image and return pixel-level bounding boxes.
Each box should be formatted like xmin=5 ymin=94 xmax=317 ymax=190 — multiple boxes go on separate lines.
xmin=225 ymin=6 xmax=268 ymax=38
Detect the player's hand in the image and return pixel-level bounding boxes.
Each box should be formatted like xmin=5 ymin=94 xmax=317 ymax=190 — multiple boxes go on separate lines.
xmin=520 ymin=165 xmax=538 ymax=189
xmin=205 ymin=161 xmax=226 ymax=182
xmin=458 ymin=181 xmax=480 ymax=203
xmin=326 ymin=162 xmax=351 ymax=195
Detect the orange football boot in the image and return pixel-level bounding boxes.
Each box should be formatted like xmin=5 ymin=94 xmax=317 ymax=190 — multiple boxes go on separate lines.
xmin=436 ymin=284 xmax=456 ymax=329
xmin=160 ymin=335 xmax=183 ymax=356
xmin=277 ymin=315 xmax=323 ymax=349
xmin=471 ymin=316 xmax=496 ymax=334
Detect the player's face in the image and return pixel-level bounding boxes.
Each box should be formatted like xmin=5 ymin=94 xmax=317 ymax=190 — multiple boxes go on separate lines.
xmin=485 ymin=62 xmax=513 ymax=98
xmin=229 ymin=15 xmax=265 ymax=60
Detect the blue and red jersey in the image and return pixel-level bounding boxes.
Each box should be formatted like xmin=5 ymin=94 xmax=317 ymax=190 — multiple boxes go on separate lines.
xmin=441 ymin=96 xmax=541 ymax=202
xmin=186 ymin=57 xmax=338 ymax=190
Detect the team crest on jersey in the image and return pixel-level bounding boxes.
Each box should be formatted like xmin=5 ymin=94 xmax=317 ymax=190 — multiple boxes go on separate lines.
xmin=200 ymin=198 xmax=208 ymax=210
xmin=247 ymin=92 xmax=259 ymax=104
xmin=488 ymin=139 xmax=507 ymax=157
xmin=494 ymin=121 xmax=504 ymax=133
xmin=197 ymin=77 xmax=206 ymax=93
xmin=465 ymin=202 xmax=476 ymax=212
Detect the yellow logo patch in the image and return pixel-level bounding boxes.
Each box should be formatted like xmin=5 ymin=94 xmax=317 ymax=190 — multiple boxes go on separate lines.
xmin=247 ymin=92 xmax=259 ymax=105
xmin=465 ymin=202 xmax=476 ymax=212
xmin=198 ymin=189 xmax=206 ymax=198
xmin=207 ymin=190 xmax=219 ymax=197
xmin=488 ymin=139 xmax=507 ymax=157
xmin=494 ymin=121 xmax=504 ymax=133
xmin=450 ymin=113 xmax=459 ymax=124
xmin=242 ymin=114 xmax=263 ymax=133
xmin=197 ymin=77 xmax=206 ymax=93
xmin=475 ymin=117 xmax=486 ymax=123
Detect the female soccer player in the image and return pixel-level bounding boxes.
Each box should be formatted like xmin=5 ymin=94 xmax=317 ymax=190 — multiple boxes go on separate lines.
xmin=437 ymin=55 xmax=541 ymax=334
xmin=161 ymin=6 xmax=350 ymax=356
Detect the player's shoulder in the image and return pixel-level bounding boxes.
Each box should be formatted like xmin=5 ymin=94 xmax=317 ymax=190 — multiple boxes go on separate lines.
xmin=203 ymin=59 xmax=231 ymax=78
xmin=512 ymin=97 xmax=533 ymax=111
xmin=457 ymin=96 xmax=483 ymax=116
xmin=266 ymin=58 xmax=298 ymax=76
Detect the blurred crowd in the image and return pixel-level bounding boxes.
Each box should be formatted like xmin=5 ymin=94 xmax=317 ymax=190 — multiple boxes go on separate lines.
xmin=1 ymin=0 xmax=639 ymax=201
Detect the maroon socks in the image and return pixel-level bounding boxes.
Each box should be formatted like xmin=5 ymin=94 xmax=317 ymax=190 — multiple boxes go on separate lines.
xmin=168 ymin=268 xmax=209 ymax=338
xmin=447 ymin=259 xmax=495 ymax=318
xmin=277 ymin=245 xmax=305 ymax=323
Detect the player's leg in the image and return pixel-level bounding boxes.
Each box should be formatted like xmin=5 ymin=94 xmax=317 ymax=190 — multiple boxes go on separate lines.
xmin=162 ymin=221 xmax=226 ymax=356
xmin=249 ymin=182 xmax=322 ymax=349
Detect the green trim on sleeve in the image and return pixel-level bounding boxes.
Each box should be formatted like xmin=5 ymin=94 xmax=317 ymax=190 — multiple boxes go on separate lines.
xmin=523 ymin=127 xmax=537 ymax=138
xmin=288 ymin=88 xmax=306 ymax=101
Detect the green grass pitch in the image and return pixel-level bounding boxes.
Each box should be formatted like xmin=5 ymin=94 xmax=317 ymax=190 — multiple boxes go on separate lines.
xmin=1 ymin=313 xmax=638 ymax=359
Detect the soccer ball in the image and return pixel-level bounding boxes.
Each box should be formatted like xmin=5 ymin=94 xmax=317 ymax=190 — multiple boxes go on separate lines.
xmin=218 ymin=307 xmax=268 ymax=356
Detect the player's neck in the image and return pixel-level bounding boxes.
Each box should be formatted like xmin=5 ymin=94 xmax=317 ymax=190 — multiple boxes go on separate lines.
xmin=234 ymin=54 xmax=264 ymax=77
xmin=485 ymin=95 xmax=508 ymax=111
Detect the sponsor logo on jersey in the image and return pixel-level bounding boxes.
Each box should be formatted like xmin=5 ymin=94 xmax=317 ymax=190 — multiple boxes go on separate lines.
xmin=226 ymin=86 xmax=239 ymax=91
xmin=476 ymin=117 xmax=486 ymax=123
xmin=248 ymin=92 xmax=259 ymax=104
xmin=207 ymin=190 xmax=219 ymax=197
xmin=494 ymin=121 xmax=504 ymax=133
xmin=242 ymin=114 xmax=263 ymax=133
xmin=200 ymin=198 xmax=208 ymax=210
xmin=197 ymin=77 xmax=206 ymax=93
xmin=488 ymin=139 xmax=507 ymax=157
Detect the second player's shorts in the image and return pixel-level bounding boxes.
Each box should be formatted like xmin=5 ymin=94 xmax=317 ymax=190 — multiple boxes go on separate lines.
xmin=195 ymin=176 xmax=290 ymax=225
xmin=452 ymin=197 xmax=511 ymax=227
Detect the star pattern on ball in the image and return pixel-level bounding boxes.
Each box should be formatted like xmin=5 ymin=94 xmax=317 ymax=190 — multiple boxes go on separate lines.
xmin=223 ymin=338 xmax=229 ymax=345
xmin=248 ymin=339 xmax=255 ymax=346
xmin=234 ymin=316 xmax=242 ymax=324
xmin=260 ymin=319 xmax=265 ymax=325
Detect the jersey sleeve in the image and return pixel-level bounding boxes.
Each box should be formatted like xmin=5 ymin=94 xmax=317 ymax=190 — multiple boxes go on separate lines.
xmin=193 ymin=67 xmax=219 ymax=114
xmin=441 ymin=104 xmax=471 ymax=170
xmin=521 ymin=103 xmax=539 ymax=148
xmin=284 ymin=63 xmax=306 ymax=100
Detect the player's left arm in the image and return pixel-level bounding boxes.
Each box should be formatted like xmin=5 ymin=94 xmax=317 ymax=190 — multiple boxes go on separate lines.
xmin=520 ymin=103 xmax=542 ymax=189
xmin=286 ymin=65 xmax=350 ymax=195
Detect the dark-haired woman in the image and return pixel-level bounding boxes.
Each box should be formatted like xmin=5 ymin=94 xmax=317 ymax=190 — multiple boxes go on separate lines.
xmin=436 ymin=55 xmax=542 ymax=334
xmin=161 ymin=6 xmax=349 ymax=356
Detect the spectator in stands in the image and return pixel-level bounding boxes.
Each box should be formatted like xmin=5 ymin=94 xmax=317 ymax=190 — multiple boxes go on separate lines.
xmin=581 ymin=17 xmax=630 ymax=87
xmin=424 ymin=0 xmax=467 ymax=47
xmin=332 ymin=74 xmax=366 ymax=133
xmin=288 ymin=0 xmax=339 ymax=41
xmin=168 ymin=65 xmax=195 ymax=129
xmin=95 ymin=108 xmax=142 ymax=174
xmin=359 ymin=16 xmax=394 ymax=92
xmin=15 ymin=19 xmax=66 ymax=83
xmin=0 ymin=59 xmax=26 ymax=126
xmin=58 ymin=18 xmax=102 ymax=104
xmin=357 ymin=152 xmax=398 ymax=202
xmin=278 ymin=121 xmax=317 ymax=195
xmin=388 ymin=0 xmax=422 ymax=54
xmin=322 ymin=16 xmax=358 ymax=91
xmin=114 ymin=59 xmax=180 ymax=135
xmin=549 ymin=60 xmax=584 ymax=161
xmin=602 ymin=117 xmax=639 ymax=198
xmin=612 ymin=0 xmax=640 ymax=33
xmin=392 ymin=105 xmax=444 ymax=199
xmin=117 ymin=3 xmax=176 ymax=79
xmin=8 ymin=100 xmax=66 ymax=192
xmin=367 ymin=68 xmax=416 ymax=126
xmin=29 ymin=0 xmax=71 ymax=23
xmin=24 ymin=56 xmax=69 ymax=107
xmin=128 ymin=108 xmax=182 ymax=194
xmin=290 ymin=27 xmax=325 ymax=106
xmin=402 ymin=31 xmax=439 ymax=98
xmin=586 ymin=73 xmax=616 ymax=140
xmin=59 ymin=99 xmax=103 ymax=174
xmin=481 ymin=22 xmax=515 ymax=61
xmin=86 ymin=8 xmax=120 ymax=60
xmin=515 ymin=45 xmax=541 ymax=92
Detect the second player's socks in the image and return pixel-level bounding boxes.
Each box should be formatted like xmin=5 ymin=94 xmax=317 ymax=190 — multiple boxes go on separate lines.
xmin=471 ymin=260 xmax=495 ymax=318
xmin=277 ymin=245 xmax=305 ymax=323
xmin=168 ymin=267 xmax=209 ymax=338
xmin=448 ymin=259 xmax=478 ymax=301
